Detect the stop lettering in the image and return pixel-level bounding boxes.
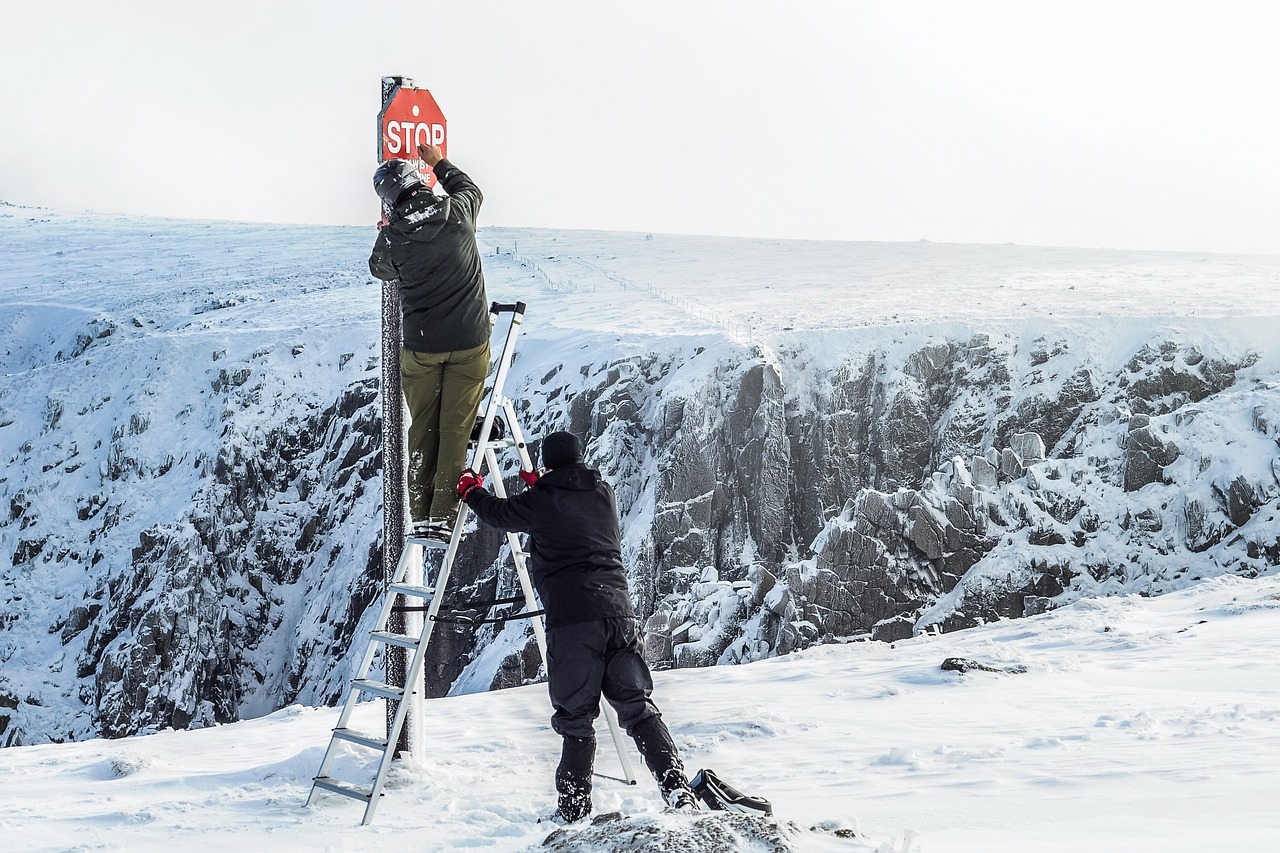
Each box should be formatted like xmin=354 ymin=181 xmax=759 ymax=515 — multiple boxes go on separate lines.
xmin=378 ymin=86 xmax=448 ymax=185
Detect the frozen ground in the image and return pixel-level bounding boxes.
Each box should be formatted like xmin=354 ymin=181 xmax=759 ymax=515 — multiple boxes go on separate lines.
xmin=1 ymin=572 xmax=1277 ymax=852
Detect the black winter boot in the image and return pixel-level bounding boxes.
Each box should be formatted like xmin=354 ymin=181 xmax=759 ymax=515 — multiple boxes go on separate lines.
xmin=630 ymin=715 xmax=697 ymax=808
xmin=553 ymin=734 xmax=596 ymax=822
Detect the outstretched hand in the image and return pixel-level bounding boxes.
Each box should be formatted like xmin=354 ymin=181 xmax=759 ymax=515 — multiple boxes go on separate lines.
xmin=417 ymin=140 xmax=443 ymax=168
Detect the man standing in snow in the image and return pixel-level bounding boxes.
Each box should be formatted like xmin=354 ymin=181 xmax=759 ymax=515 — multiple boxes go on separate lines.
xmin=455 ymin=431 xmax=699 ymax=822
xmin=370 ymin=141 xmax=489 ymax=540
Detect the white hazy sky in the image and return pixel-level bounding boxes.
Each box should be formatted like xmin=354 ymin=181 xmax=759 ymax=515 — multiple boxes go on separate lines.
xmin=3 ymin=1 xmax=1279 ymax=254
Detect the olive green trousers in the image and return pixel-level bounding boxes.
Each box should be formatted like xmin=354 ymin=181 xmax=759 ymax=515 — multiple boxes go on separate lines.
xmin=400 ymin=341 xmax=490 ymax=523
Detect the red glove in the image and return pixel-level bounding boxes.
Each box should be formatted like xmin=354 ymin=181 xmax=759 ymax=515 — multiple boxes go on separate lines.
xmin=518 ymin=468 xmax=540 ymax=487
xmin=457 ymin=469 xmax=484 ymax=500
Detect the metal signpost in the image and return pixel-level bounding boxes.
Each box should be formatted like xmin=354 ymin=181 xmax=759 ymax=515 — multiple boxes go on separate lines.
xmin=376 ymin=74 xmax=447 ymax=756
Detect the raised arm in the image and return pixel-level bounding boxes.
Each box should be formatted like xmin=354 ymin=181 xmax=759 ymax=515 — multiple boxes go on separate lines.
xmin=419 ymin=141 xmax=482 ymax=225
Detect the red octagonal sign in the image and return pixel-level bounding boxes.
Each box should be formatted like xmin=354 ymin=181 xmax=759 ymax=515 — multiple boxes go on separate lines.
xmin=378 ymin=86 xmax=447 ymax=186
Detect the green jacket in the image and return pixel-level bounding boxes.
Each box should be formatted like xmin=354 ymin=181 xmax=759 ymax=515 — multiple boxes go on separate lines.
xmin=368 ymin=159 xmax=489 ymax=353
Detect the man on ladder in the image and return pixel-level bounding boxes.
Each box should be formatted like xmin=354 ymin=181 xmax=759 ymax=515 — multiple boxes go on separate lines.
xmin=370 ymin=138 xmax=488 ymax=541
xmin=458 ymin=431 xmax=700 ymax=822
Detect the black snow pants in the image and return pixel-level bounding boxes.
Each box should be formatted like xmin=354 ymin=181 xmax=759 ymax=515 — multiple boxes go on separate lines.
xmin=547 ymin=617 xmax=689 ymax=816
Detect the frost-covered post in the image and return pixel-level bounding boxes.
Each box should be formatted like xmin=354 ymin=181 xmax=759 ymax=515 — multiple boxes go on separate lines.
xmin=379 ymin=74 xmax=412 ymax=757
xmin=376 ymin=74 xmax=450 ymax=760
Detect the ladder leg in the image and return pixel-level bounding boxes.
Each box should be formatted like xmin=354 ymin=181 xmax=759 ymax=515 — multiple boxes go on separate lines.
xmin=486 ymin=446 xmax=547 ymax=662
xmin=403 ymin=544 xmax=425 ymax=763
xmin=466 ymin=304 xmax=524 ymax=473
xmin=601 ymin=702 xmax=640 ymax=784
xmin=501 ymin=397 xmax=535 ymax=473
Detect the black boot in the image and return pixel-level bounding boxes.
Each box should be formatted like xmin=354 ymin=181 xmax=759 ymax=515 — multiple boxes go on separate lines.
xmin=630 ymin=715 xmax=697 ymax=809
xmin=553 ymin=734 xmax=596 ymax=822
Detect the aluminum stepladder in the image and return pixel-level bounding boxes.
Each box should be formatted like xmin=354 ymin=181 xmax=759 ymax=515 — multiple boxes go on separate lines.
xmin=306 ymin=301 xmax=639 ymax=825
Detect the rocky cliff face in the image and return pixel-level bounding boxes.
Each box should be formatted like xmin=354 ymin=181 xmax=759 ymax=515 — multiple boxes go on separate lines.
xmin=1 ymin=324 xmax=388 ymax=744
xmin=5 ymin=309 xmax=1277 ymax=747
xmin=648 ymin=333 xmax=1275 ymax=668
xmin=458 ymin=326 xmax=1278 ymax=691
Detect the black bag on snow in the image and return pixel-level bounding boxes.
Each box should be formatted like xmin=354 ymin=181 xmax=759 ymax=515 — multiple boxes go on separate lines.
xmin=690 ymin=768 xmax=772 ymax=816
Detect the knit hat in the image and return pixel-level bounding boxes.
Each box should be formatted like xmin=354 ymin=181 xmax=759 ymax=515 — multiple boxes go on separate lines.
xmin=373 ymin=158 xmax=425 ymax=207
xmin=541 ymin=431 xmax=584 ymax=469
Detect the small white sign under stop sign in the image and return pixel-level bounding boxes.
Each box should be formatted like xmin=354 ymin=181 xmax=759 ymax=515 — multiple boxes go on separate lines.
xmin=378 ymin=86 xmax=447 ymax=186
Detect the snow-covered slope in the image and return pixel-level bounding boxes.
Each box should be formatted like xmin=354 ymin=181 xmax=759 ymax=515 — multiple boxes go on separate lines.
xmin=1 ymin=571 xmax=1277 ymax=852
xmin=2 ymin=203 xmax=1279 ymax=750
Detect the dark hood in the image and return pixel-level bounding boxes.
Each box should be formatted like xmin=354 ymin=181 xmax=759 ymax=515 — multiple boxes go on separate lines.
xmin=388 ymin=190 xmax=451 ymax=243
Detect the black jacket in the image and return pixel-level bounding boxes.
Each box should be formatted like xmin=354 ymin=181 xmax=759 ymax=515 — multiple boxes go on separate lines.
xmin=368 ymin=159 xmax=489 ymax=353
xmin=464 ymin=464 xmax=635 ymax=628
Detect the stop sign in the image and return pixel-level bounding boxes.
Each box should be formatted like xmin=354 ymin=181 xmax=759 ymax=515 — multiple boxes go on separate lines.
xmin=378 ymin=86 xmax=447 ymax=186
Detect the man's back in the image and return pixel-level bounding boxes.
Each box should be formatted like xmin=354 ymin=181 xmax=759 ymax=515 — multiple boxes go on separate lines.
xmin=368 ymin=159 xmax=488 ymax=353
xmin=465 ymin=463 xmax=634 ymax=628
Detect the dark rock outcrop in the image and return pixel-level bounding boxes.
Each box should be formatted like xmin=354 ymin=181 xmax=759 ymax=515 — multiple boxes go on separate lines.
xmin=4 ymin=316 xmax=1276 ymax=745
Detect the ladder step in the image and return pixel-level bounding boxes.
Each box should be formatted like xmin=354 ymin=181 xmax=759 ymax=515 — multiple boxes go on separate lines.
xmin=312 ymin=775 xmax=374 ymax=802
xmin=352 ymin=678 xmax=405 ymax=700
xmin=331 ymin=727 xmax=389 ymax=750
xmin=371 ymin=630 xmax=420 ymax=650
xmin=389 ymin=582 xmax=436 ymax=599
xmin=405 ymin=535 xmax=450 ymax=549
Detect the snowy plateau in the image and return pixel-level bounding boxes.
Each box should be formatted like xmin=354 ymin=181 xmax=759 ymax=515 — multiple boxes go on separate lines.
xmin=1 ymin=201 xmax=1278 ymax=851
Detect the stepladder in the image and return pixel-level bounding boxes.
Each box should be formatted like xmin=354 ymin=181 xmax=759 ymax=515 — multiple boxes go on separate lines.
xmin=306 ymin=301 xmax=639 ymax=825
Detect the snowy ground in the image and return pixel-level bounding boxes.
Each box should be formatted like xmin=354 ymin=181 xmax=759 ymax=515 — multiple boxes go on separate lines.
xmin=1 ymin=572 xmax=1277 ymax=852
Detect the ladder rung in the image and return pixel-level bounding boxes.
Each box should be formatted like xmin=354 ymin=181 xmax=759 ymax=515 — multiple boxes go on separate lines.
xmin=352 ymin=678 xmax=404 ymax=700
xmin=312 ymin=776 xmax=374 ymax=802
xmin=371 ymin=630 xmax=420 ymax=650
xmin=405 ymin=535 xmax=450 ymax=549
xmin=331 ymin=727 xmax=388 ymax=750
xmin=389 ymin=582 xmax=436 ymax=599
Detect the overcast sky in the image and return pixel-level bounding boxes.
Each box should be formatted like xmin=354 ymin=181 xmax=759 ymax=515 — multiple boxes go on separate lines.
xmin=3 ymin=1 xmax=1278 ymax=254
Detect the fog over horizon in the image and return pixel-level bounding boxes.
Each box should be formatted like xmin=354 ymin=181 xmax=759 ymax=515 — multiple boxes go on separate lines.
xmin=3 ymin=2 xmax=1279 ymax=255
